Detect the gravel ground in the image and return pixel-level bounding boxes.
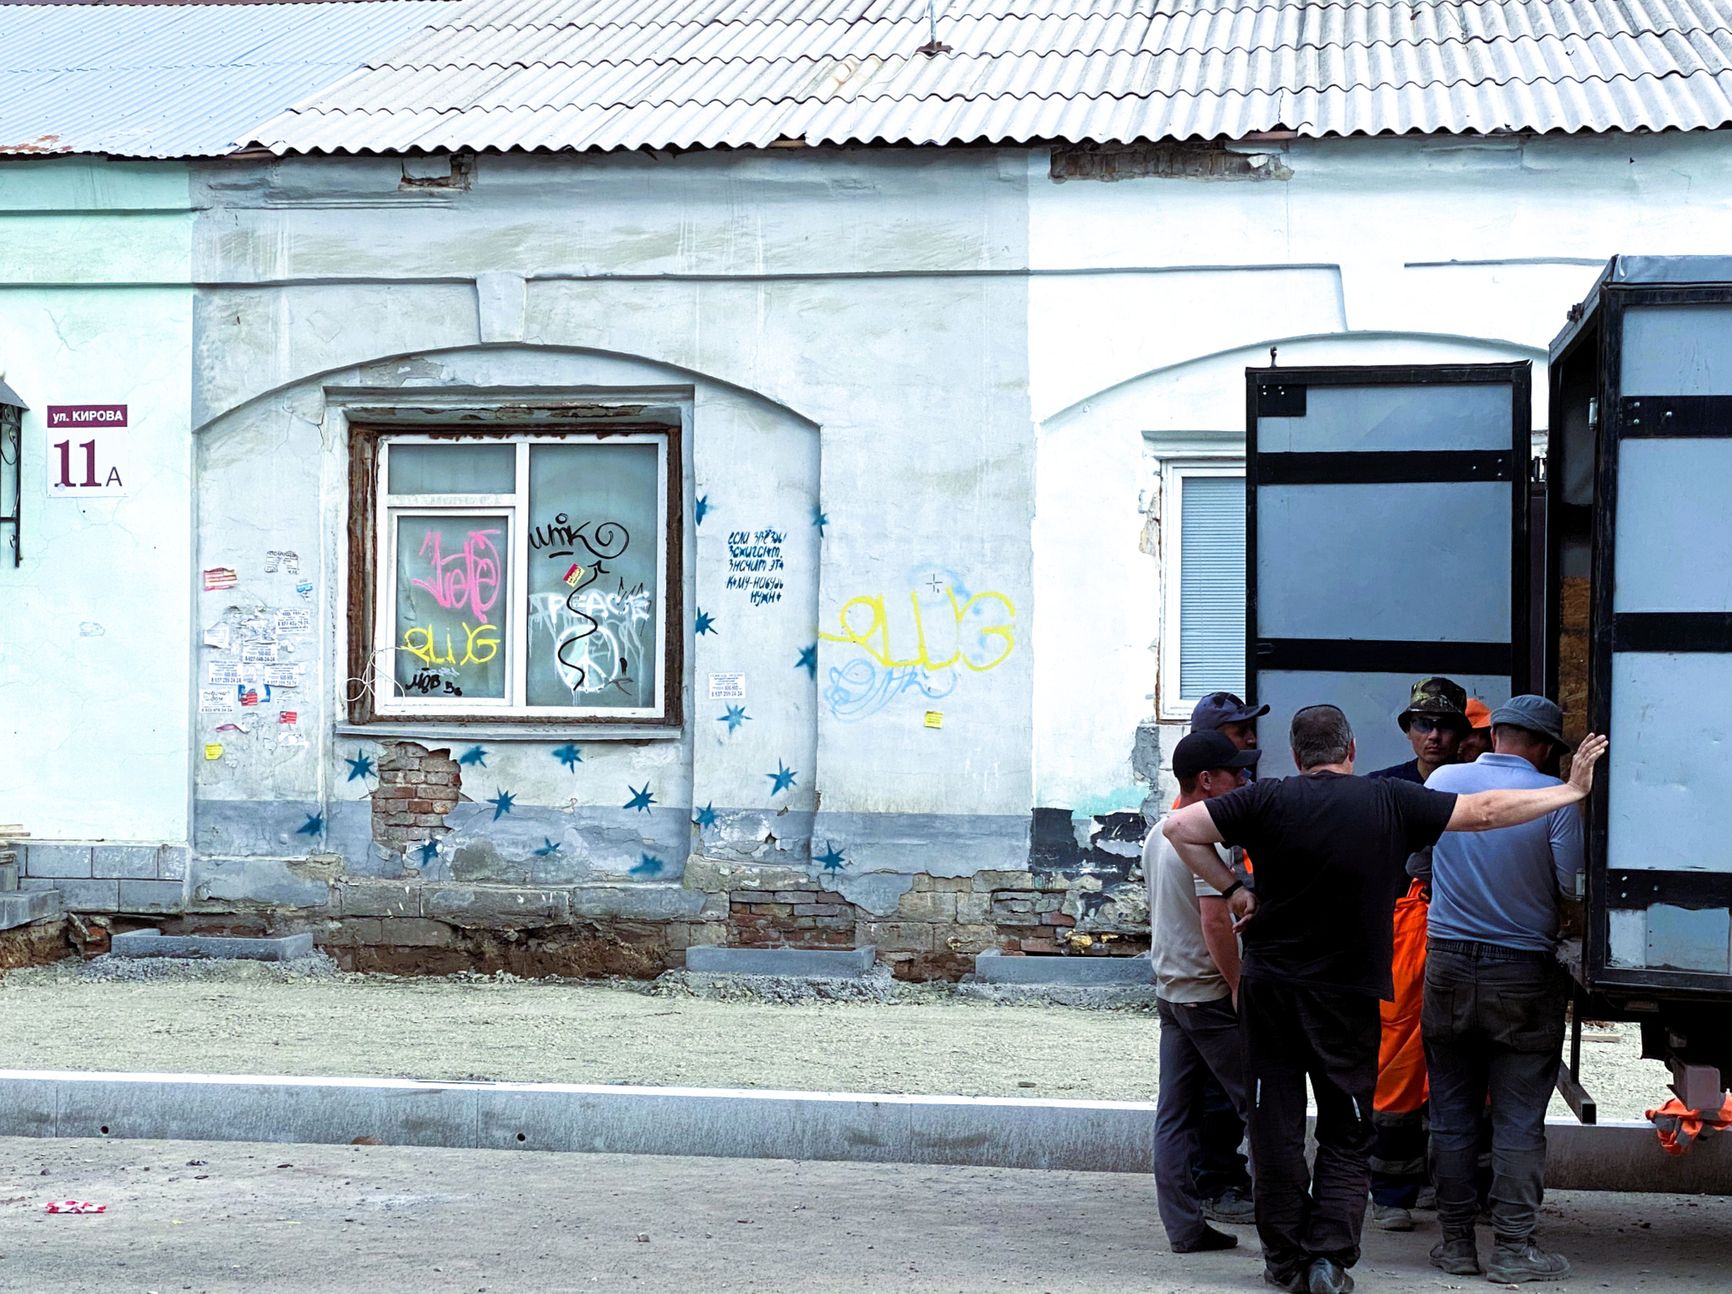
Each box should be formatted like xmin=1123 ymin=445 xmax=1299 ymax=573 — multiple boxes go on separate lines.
xmin=0 ymin=956 xmax=1674 ymax=1118
xmin=2 ymin=1136 xmax=1726 ymax=1294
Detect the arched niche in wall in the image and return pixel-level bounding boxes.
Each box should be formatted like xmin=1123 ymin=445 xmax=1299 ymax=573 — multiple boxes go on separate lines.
xmin=188 ymin=343 xmax=823 ymax=879
xmin=1029 ymin=330 xmax=1543 ymax=820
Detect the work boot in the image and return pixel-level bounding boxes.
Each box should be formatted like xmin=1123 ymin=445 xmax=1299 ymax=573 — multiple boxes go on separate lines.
xmin=1262 ymin=1269 xmax=1306 ymax=1293
xmin=1430 ymin=1238 xmax=1482 ymax=1276
xmin=1486 ymin=1240 xmax=1571 ymax=1283
xmin=1304 ymin=1258 xmax=1355 ymax=1294
xmin=1371 ymin=1202 xmax=1414 ymax=1231
xmin=1205 ymin=1186 xmax=1256 ymax=1224
xmin=1416 ymin=1185 xmax=1438 ymax=1210
xmin=1172 ymin=1225 xmax=1238 ymax=1254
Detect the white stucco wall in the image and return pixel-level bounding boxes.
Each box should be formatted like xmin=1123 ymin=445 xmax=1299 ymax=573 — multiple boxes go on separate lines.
xmin=1028 ymin=131 xmax=1732 ymax=816
xmin=0 ymin=160 xmax=193 ymax=842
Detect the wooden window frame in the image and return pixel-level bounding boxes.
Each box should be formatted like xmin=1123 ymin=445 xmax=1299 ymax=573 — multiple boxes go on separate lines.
xmin=346 ymin=421 xmax=684 ymax=729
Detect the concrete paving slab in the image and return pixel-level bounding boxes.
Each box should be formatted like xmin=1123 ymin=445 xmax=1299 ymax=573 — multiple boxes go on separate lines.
xmin=685 ymin=945 xmax=877 ymax=977
xmin=974 ymin=949 xmax=1154 ymax=985
xmin=0 ymin=889 xmax=61 ymax=931
xmin=109 ymin=930 xmax=314 ymax=961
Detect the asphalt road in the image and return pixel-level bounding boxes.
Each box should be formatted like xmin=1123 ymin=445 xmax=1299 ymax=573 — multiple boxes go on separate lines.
xmin=1 ymin=1136 xmax=1724 ymax=1293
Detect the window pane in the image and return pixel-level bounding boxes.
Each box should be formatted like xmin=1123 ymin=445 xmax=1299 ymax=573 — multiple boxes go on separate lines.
xmin=1178 ymin=475 xmax=1245 ymax=697
xmin=526 ymin=442 xmax=661 ymax=709
xmin=393 ymin=515 xmax=509 ymax=700
xmin=388 ymin=443 xmax=516 ymax=494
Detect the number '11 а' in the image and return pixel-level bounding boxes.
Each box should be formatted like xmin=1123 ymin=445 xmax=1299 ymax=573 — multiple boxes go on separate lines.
xmin=53 ymin=438 xmax=121 ymax=488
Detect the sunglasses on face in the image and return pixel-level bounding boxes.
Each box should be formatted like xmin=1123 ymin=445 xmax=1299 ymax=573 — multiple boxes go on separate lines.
xmin=1408 ymin=717 xmax=1457 ymax=736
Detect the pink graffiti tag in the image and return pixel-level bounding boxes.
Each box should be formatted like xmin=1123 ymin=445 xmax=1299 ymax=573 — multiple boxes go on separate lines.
xmin=412 ymin=528 xmax=503 ymax=620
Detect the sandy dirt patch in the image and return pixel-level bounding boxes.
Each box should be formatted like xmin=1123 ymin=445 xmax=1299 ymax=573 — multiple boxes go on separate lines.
xmin=0 ymin=957 xmax=1674 ymax=1119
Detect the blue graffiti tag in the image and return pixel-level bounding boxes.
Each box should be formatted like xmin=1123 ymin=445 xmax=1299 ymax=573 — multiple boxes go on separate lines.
xmin=822 ymin=658 xmax=958 ymax=723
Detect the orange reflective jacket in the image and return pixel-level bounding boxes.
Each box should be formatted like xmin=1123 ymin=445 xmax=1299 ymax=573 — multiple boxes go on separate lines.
xmin=1376 ymin=878 xmax=1430 ymax=1115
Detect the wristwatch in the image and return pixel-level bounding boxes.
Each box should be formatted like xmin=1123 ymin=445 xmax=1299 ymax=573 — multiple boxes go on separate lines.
xmin=1220 ymin=880 xmax=1244 ymax=900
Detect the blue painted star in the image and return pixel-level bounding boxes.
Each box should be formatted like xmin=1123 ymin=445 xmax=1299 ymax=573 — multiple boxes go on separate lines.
xmin=344 ymin=752 xmax=375 ymax=782
xmin=815 ymin=841 xmax=846 ymax=873
xmin=719 ymin=705 xmax=750 ymax=734
xmin=416 ymin=838 xmax=440 ymax=866
xmin=693 ymin=802 xmax=719 ymax=831
xmin=796 ymin=643 xmax=817 ymax=677
xmin=631 ymin=853 xmax=665 ymax=878
xmin=296 ymin=812 xmax=324 ymax=837
xmin=625 ymin=783 xmax=656 ymax=812
xmin=534 ymin=837 xmax=562 ymax=857
xmin=767 ymin=761 xmax=798 ymax=796
xmin=812 ymin=505 xmax=828 ymax=535
xmin=695 ymin=608 xmax=717 ymax=637
xmin=458 ymin=745 xmax=489 ymax=767
xmin=552 ymin=743 xmax=583 ymax=771
xmin=488 ymin=788 xmax=516 ymax=821
xmin=695 ymin=494 xmax=710 ymax=526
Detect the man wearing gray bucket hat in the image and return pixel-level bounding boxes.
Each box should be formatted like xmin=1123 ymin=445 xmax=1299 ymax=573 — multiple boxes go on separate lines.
xmin=1420 ymin=695 xmax=1584 ymax=1284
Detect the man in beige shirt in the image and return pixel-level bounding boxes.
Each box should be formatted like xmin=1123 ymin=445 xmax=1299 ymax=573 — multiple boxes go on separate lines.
xmin=1145 ymin=729 xmax=1260 ymax=1253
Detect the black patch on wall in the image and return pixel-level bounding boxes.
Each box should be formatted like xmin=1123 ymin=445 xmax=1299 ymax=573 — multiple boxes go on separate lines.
xmin=1029 ymin=808 xmax=1149 ymax=883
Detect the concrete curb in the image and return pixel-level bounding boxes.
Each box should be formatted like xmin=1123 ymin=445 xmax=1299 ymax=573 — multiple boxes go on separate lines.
xmin=0 ymin=1070 xmax=1724 ymax=1193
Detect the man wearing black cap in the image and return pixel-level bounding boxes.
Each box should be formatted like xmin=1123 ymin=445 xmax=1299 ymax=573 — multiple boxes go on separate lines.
xmin=1146 ymin=729 xmax=1261 ymax=1253
xmin=1160 ymin=704 xmax=1607 ymax=1294
xmin=1420 ymin=696 xmax=1585 ymax=1284
xmin=1185 ymin=691 xmax=1269 ymax=1225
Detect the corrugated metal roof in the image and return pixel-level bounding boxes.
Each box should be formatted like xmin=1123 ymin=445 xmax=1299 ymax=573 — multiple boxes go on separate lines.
xmin=245 ymin=0 xmax=1732 ymax=153
xmin=0 ymin=1 xmax=453 ymax=157
xmin=2 ymin=0 xmax=1731 ymax=158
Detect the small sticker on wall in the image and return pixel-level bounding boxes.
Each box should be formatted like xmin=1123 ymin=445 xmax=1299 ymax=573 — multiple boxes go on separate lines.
xmin=203 ymin=743 xmax=224 ymax=761
xmin=295 ymin=580 xmax=314 ymax=600
xmin=239 ymin=688 xmax=259 ymax=708
xmin=203 ymin=623 xmax=232 ymax=650
xmin=278 ymin=729 xmax=309 ymax=749
xmin=273 ymin=609 xmax=311 ymax=636
xmin=263 ymin=663 xmax=304 ymax=688
xmin=208 ymin=661 xmax=242 ymax=686
xmin=242 ymin=642 xmax=278 ymax=664
xmin=264 ymin=550 xmax=300 ymax=575
xmin=202 ymin=567 xmax=238 ymax=591
xmin=198 ymin=687 xmax=232 ymax=713
xmin=707 ymin=672 xmax=746 ymax=700
xmin=924 ymin=711 xmax=944 ymax=729
xmin=279 ymin=710 xmax=298 ymax=726
xmin=562 ymin=562 xmax=585 ymax=587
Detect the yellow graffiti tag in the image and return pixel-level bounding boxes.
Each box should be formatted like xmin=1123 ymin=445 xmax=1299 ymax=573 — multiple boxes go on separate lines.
xmin=820 ymin=587 xmax=1016 ymax=672
xmin=399 ymin=622 xmax=500 ymax=667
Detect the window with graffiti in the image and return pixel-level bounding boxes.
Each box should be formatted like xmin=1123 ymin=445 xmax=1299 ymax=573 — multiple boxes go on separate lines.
xmin=352 ymin=429 xmax=679 ymax=725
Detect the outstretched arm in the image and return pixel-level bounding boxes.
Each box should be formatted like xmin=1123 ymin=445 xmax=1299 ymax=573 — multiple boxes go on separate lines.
xmin=1447 ymin=734 xmax=1608 ymax=833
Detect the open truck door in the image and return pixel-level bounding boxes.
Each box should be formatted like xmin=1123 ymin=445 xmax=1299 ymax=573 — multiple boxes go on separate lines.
xmin=1551 ymin=257 xmax=1732 ymax=1115
xmin=1245 ymin=364 xmax=1533 ymax=780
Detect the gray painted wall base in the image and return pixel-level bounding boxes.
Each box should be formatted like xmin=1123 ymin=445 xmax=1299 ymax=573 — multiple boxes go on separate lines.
xmin=109 ymin=931 xmax=315 ymax=961
xmin=685 ymin=946 xmax=877 ymax=978
xmin=0 ymin=1070 xmax=1721 ymax=1194
xmin=974 ymin=950 xmax=1154 ymax=985
xmin=0 ymin=890 xmax=60 ymax=932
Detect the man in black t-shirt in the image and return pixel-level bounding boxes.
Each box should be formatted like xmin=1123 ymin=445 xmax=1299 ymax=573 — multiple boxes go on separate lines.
xmin=1161 ymin=704 xmax=1606 ymax=1294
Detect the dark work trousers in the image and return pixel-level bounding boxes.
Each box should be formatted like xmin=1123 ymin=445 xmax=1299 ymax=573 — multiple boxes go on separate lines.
xmin=1240 ymin=977 xmax=1381 ymax=1283
xmin=1154 ymin=994 xmax=1252 ymax=1249
xmin=1194 ymin=1071 xmax=1253 ymax=1200
xmin=1423 ymin=940 xmax=1567 ymax=1246
xmin=1369 ymin=1105 xmax=1429 ymax=1208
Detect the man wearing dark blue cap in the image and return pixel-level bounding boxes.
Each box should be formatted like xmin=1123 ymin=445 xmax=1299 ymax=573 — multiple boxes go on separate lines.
xmin=1420 ymin=695 xmax=1585 ymax=1284
xmin=1185 ymin=691 xmax=1269 ymax=1225
xmin=1147 ymin=729 xmax=1262 ymax=1253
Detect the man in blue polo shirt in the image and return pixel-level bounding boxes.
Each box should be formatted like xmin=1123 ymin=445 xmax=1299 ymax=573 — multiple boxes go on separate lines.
xmin=1422 ymin=696 xmax=1584 ymax=1284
